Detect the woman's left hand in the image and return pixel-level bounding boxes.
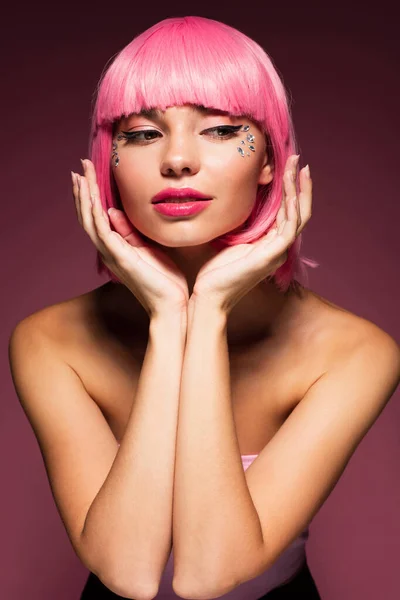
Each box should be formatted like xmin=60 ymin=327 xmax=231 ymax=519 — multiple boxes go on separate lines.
xmin=190 ymin=155 xmax=312 ymax=315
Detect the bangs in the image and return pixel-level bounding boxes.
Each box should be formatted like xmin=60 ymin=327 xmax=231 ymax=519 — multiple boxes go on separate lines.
xmin=92 ymin=17 xmax=273 ymax=132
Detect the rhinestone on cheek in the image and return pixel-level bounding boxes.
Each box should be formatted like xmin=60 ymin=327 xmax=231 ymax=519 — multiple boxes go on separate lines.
xmin=237 ymin=147 xmax=245 ymax=157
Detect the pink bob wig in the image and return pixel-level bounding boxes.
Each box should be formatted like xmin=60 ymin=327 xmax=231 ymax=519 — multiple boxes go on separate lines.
xmin=88 ymin=15 xmax=319 ymax=293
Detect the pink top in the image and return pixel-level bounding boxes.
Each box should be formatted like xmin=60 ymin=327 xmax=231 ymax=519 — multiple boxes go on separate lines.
xmin=116 ymin=443 xmax=308 ymax=597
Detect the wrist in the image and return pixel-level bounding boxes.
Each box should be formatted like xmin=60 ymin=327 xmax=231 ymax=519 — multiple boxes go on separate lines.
xmin=150 ymin=309 xmax=188 ymax=343
xmin=188 ymin=294 xmax=228 ymax=330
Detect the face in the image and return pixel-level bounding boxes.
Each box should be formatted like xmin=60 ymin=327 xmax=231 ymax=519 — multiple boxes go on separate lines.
xmin=112 ymin=104 xmax=274 ymax=247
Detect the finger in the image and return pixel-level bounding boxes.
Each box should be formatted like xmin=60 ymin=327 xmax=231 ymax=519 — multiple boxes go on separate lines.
xmin=78 ymin=176 xmax=112 ymax=261
xmin=90 ymin=182 xmax=130 ymax=261
xmin=284 ymin=154 xmax=298 ymax=202
xmin=291 ymin=154 xmax=300 ymax=190
xmin=78 ymin=161 xmax=107 ymax=225
xmin=291 ymin=176 xmax=302 ymax=234
xmin=81 ymin=159 xmax=101 ymax=205
xmin=277 ymin=167 xmax=293 ymax=234
xmin=259 ymin=169 xmax=299 ymax=252
xmin=71 ymin=172 xmax=82 ymax=224
xmin=275 ymin=188 xmax=286 ymax=232
xmin=80 ymin=158 xmax=106 ymax=226
xmin=275 ymin=160 xmax=293 ymax=232
xmin=77 ymin=160 xmax=109 ymax=246
xmin=287 ymin=154 xmax=299 ymax=199
xmin=283 ymin=158 xmax=301 ymax=230
xmin=81 ymin=159 xmax=133 ymax=244
xmin=278 ymin=187 xmax=299 ymax=241
xmin=291 ymin=155 xmax=302 ymax=232
xmin=77 ymin=175 xmax=99 ymax=243
xmin=296 ymin=165 xmax=313 ymax=235
xmin=91 ymin=183 xmax=110 ymax=227
xmin=107 ymin=209 xmax=145 ymax=248
xmin=78 ymin=167 xmax=142 ymax=266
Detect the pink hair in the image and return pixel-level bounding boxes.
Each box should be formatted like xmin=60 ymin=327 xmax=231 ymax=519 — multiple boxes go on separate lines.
xmin=88 ymin=15 xmax=319 ymax=293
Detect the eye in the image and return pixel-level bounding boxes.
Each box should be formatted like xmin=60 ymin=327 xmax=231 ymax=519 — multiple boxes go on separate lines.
xmin=117 ymin=124 xmax=244 ymax=145
xmin=204 ymin=125 xmax=243 ymax=140
xmin=118 ymin=130 xmax=160 ymax=144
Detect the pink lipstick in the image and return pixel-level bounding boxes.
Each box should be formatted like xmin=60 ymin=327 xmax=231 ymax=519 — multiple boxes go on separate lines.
xmin=152 ymin=186 xmax=212 ymax=203
xmin=152 ymin=200 xmax=212 ymax=217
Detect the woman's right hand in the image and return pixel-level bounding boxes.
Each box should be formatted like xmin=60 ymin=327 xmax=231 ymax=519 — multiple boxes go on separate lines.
xmin=71 ymin=159 xmax=189 ymax=320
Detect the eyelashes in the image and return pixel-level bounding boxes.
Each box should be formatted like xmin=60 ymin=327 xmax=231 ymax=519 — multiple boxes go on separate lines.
xmin=118 ymin=124 xmax=244 ymax=144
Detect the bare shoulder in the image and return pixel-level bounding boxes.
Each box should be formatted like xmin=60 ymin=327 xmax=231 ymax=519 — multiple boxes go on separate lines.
xmin=8 ymin=286 xmax=134 ymax=577
xmin=12 ymin=281 xmax=121 ymax=340
xmin=11 ymin=291 xmax=90 ymax=344
xmin=9 ymin=283 xmax=145 ymax=426
xmin=304 ymin=288 xmax=400 ymax=371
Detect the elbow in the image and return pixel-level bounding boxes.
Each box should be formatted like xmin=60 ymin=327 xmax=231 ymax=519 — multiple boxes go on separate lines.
xmin=172 ymin=573 xmax=236 ymax=600
xmin=79 ymin=530 xmax=159 ymax=599
xmin=171 ymin=545 xmax=269 ymax=598
xmin=172 ymin=576 xmax=205 ymax=600
xmin=99 ymin=568 xmax=159 ymax=600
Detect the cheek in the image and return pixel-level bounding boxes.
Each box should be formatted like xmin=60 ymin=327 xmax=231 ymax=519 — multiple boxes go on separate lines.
xmin=113 ymin=162 xmax=150 ymax=200
xmin=208 ymin=166 xmax=259 ymax=226
xmin=210 ymin=151 xmax=260 ymax=199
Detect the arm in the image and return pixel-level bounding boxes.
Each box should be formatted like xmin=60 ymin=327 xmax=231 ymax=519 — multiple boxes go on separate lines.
xmin=172 ymin=299 xmax=400 ymax=599
xmin=65 ymin=158 xmax=189 ymax=597
xmin=82 ymin=312 xmax=186 ymax=597
xmin=172 ymin=298 xmax=264 ymax=598
xmin=9 ymin=311 xmax=186 ymax=600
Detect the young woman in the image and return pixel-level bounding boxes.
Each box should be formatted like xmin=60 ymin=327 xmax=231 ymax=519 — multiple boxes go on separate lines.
xmin=9 ymin=15 xmax=399 ymax=600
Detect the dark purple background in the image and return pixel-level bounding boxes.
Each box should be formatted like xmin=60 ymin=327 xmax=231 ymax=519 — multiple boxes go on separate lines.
xmin=2 ymin=2 xmax=399 ymax=599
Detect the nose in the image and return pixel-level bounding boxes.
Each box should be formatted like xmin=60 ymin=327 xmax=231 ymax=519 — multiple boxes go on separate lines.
xmin=160 ymin=133 xmax=200 ymax=177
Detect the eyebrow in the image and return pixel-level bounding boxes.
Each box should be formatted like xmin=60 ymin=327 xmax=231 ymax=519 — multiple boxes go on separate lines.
xmin=132 ymin=105 xmax=231 ymax=119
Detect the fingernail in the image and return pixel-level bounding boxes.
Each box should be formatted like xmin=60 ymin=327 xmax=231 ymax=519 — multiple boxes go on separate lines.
xmin=80 ymin=158 xmax=86 ymax=170
xmin=304 ymin=164 xmax=310 ymax=178
xmin=293 ymin=154 xmax=300 ymax=166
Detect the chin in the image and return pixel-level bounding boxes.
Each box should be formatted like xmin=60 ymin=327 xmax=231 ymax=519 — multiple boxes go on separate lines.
xmin=131 ymin=222 xmax=234 ymax=248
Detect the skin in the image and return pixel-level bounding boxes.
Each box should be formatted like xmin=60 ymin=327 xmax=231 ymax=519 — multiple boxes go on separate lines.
xmin=73 ymin=103 xmax=312 ymax=346
xmin=58 ymin=105 xmax=396 ymax=600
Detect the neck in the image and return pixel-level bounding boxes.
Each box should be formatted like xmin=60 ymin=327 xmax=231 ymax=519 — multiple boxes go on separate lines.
xmin=101 ymin=277 xmax=303 ymax=353
xmin=149 ymin=242 xmax=303 ymax=346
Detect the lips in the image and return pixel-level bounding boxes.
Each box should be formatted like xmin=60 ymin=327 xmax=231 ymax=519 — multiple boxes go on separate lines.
xmin=157 ymin=198 xmax=210 ymax=204
xmin=151 ymin=187 xmax=212 ymax=203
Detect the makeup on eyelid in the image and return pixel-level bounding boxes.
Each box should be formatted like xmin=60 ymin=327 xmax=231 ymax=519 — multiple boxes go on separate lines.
xmin=118 ymin=125 xmax=244 ymax=143
xmin=111 ymin=122 xmax=257 ymax=167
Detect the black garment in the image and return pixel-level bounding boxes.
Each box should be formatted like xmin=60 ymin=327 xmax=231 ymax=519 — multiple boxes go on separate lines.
xmin=80 ymin=560 xmax=321 ymax=599
xmin=256 ymin=561 xmax=321 ymax=599
xmin=80 ymin=571 xmax=129 ymax=599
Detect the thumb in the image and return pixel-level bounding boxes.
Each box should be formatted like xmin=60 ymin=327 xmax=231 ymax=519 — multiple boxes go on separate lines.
xmin=108 ymin=208 xmax=144 ymax=247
